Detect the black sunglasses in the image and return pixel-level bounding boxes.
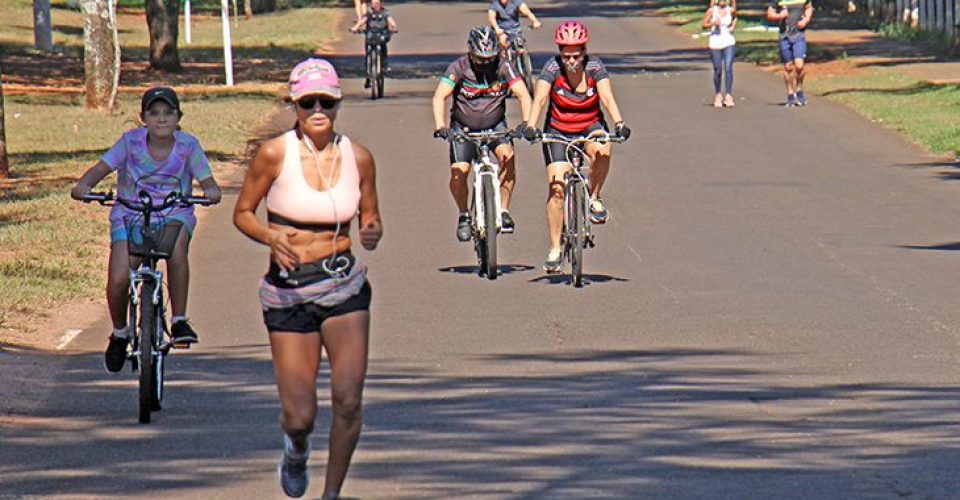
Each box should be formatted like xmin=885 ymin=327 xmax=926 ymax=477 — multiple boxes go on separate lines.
xmin=296 ymin=97 xmax=340 ymax=111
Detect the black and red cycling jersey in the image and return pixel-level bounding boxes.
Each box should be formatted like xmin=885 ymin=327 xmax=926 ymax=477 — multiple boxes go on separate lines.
xmin=538 ymin=55 xmax=610 ymax=134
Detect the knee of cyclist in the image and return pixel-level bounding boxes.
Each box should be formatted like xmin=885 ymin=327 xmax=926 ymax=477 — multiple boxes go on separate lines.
xmin=107 ymin=272 xmax=128 ymax=292
xmin=548 ymin=183 xmax=564 ymax=200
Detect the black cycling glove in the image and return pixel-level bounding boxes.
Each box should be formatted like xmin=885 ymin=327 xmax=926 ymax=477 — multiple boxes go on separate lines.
xmin=433 ymin=127 xmax=452 ymax=140
xmin=615 ymin=122 xmax=631 ymax=140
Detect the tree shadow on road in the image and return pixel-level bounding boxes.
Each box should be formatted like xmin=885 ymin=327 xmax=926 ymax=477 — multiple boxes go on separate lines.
xmin=1 ymin=346 xmax=959 ymax=497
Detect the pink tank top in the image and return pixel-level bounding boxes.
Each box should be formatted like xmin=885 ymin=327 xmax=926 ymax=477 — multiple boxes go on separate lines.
xmin=266 ymin=130 xmax=362 ymax=225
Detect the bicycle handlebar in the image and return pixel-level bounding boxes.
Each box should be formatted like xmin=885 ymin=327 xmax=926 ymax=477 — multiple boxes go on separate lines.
xmin=537 ymin=131 xmax=627 ymax=145
xmin=437 ymin=128 xmax=519 ymax=145
xmin=78 ymin=191 xmax=214 ymax=211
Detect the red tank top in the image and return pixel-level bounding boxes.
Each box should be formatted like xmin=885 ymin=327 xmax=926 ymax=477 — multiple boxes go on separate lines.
xmin=548 ymin=59 xmax=602 ymax=134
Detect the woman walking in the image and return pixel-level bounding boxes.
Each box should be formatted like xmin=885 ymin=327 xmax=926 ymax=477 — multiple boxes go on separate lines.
xmin=703 ymin=0 xmax=737 ymax=107
xmin=233 ymin=58 xmax=382 ymax=499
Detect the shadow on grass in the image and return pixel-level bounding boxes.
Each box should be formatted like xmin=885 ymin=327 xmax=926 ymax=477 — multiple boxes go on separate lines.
xmin=1 ymin=345 xmax=958 ymax=496
xmin=820 ymin=81 xmax=941 ymax=96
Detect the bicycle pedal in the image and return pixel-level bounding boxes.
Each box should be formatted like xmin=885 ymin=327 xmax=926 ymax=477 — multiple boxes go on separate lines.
xmin=171 ymin=342 xmax=192 ymax=350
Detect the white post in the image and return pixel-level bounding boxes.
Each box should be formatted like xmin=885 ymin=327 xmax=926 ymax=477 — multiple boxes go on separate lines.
xmin=221 ymin=0 xmax=234 ymax=86
xmin=185 ymin=0 xmax=192 ymax=44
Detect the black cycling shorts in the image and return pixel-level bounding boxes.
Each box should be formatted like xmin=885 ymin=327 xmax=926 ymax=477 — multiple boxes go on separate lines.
xmin=449 ymin=120 xmax=513 ymax=165
xmin=542 ymin=121 xmax=607 ymax=166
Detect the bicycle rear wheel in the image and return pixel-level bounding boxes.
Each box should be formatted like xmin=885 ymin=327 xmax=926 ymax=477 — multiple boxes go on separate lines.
xmin=482 ymin=175 xmax=498 ymax=280
xmin=569 ymin=180 xmax=585 ymax=288
xmin=138 ymin=280 xmax=156 ymax=424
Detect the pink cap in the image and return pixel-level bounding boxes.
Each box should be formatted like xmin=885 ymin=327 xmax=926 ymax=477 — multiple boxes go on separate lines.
xmin=288 ymin=58 xmax=342 ymax=100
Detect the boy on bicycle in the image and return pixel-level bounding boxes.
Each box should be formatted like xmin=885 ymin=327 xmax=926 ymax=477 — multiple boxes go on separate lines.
xmin=71 ymin=87 xmax=222 ymax=372
xmin=350 ymin=0 xmax=398 ymax=88
xmin=431 ymin=26 xmax=532 ymax=241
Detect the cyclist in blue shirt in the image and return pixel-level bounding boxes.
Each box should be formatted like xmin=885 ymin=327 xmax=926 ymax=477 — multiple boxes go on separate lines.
xmin=488 ymin=0 xmax=542 ymax=50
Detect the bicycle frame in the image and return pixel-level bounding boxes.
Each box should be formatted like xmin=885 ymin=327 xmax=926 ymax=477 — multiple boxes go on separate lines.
xmin=80 ymin=190 xmax=211 ymax=422
xmin=469 ymin=141 xmax=503 ymax=239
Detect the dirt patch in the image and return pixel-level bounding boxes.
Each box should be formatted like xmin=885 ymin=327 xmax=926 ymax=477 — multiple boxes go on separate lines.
xmin=1 ymin=298 xmax=105 ymax=351
xmin=806 ymin=59 xmax=871 ymax=81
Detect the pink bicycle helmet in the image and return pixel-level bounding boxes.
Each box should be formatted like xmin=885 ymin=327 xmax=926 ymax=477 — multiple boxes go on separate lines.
xmin=554 ymin=20 xmax=589 ymax=46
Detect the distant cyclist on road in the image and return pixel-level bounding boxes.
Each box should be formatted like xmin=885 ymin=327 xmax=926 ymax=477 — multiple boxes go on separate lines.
xmin=350 ymin=0 xmax=398 ymax=89
xmin=234 ymin=59 xmax=382 ymax=499
xmin=767 ymin=0 xmax=813 ymax=106
xmin=488 ymin=0 xmax=542 ymax=50
xmin=71 ymin=86 xmax=222 ymax=373
xmin=524 ymin=20 xmax=630 ymax=273
xmin=431 ymin=26 xmax=533 ymax=241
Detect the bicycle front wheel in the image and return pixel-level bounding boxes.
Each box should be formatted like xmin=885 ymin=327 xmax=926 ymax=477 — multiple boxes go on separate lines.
xmin=376 ymin=46 xmax=386 ymax=98
xmin=569 ymin=181 xmax=585 ymax=288
xmin=482 ymin=175 xmax=498 ymax=280
xmin=520 ymin=52 xmax=535 ymax=93
xmin=370 ymin=49 xmax=381 ymax=100
xmin=138 ymin=280 xmax=156 ymax=424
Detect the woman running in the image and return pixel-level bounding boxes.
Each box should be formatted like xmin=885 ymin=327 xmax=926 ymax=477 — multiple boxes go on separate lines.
xmin=702 ymin=0 xmax=737 ymax=107
xmin=233 ymin=58 xmax=382 ymax=499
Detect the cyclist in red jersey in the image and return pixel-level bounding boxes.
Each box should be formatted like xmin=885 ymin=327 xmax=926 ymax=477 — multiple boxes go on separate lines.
xmin=524 ymin=20 xmax=630 ymax=273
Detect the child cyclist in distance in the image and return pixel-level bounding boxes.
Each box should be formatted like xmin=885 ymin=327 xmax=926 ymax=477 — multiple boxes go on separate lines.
xmin=71 ymin=86 xmax=222 ymax=373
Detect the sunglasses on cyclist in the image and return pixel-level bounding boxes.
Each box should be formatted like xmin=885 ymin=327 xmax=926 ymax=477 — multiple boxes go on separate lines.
xmin=296 ymin=96 xmax=340 ymax=111
xmin=560 ymin=52 xmax=584 ymax=61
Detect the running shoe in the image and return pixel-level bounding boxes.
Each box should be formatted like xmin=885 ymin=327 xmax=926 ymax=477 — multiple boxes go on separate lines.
xmin=713 ymin=94 xmax=723 ymax=108
xmin=723 ymin=94 xmax=736 ymax=107
xmin=589 ymin=198 xmax=609 ymax=224
xmin=785 ymin=94 xmax=797 ymax=107
xmin=278 ymin=435 xmax=310 ymax=498
xmin=456 ymin=214 xmax=472 ymax=242
xmin=501 ymin=211 xmax=515 ymax=234
xmin=544 ymin=248 xmax=563 ymax=273
xmin=363 ymin=78 xmax=371 ymax=89
xmin=796 ymin=90 xmax=807 ymax=106
xmin=171 ymin=320 xmax=199 ymax=344
xmin=103 ymin=334 xmax=130 ymax=373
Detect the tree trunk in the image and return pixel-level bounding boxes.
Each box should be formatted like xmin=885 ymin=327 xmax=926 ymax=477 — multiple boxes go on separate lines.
xmin=145 ymin=0 xmax=181 ymax=71
xmin=0 ymin=62 xmax=8 ymax=179
xmin=33 ymin=0 xmax=53 ymax=52
xmin=244 ymin=0 xmax=253 ymax=19
xmin=82 ymin=0 xmax=120 ymax=110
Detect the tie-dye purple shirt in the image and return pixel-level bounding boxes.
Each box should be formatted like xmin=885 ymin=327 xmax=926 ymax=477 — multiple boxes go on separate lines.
xmin=101 ymin=128 xmax=212 ymax=228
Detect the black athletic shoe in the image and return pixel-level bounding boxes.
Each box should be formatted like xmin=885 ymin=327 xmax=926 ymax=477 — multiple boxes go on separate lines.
xmin=104 ymin=335 xmax=130 ymax=373
xmin=363 ymin=78 xmax=371 ymax=89
xmin=278 ymin=436 xmax=310 ymax=498
xmin=501 ymin=211 xmax=515 ymax=233
xmin=456 ymin=214 xmax=472 ymax=242
xmin=171 ymin=320 xmax=199 ymax=344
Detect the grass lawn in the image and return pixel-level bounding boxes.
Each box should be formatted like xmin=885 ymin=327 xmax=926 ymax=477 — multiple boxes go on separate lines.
xmin=0 ymin=0 xmax=341 ymax=337
xmin=805 ymin=70 xmax=960 ymax=155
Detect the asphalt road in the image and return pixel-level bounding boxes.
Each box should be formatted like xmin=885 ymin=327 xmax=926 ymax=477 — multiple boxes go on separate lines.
xmin=2 ymin=1 xmax=959 ymax=498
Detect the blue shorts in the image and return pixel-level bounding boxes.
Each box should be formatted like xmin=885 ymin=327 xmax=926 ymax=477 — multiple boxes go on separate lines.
xmin=779 ymin=35 xmax=807 ymax=64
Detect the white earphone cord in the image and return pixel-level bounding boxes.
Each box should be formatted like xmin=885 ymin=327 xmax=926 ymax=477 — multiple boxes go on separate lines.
xmin=302 ymin=132 xmax=349 ymax=277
